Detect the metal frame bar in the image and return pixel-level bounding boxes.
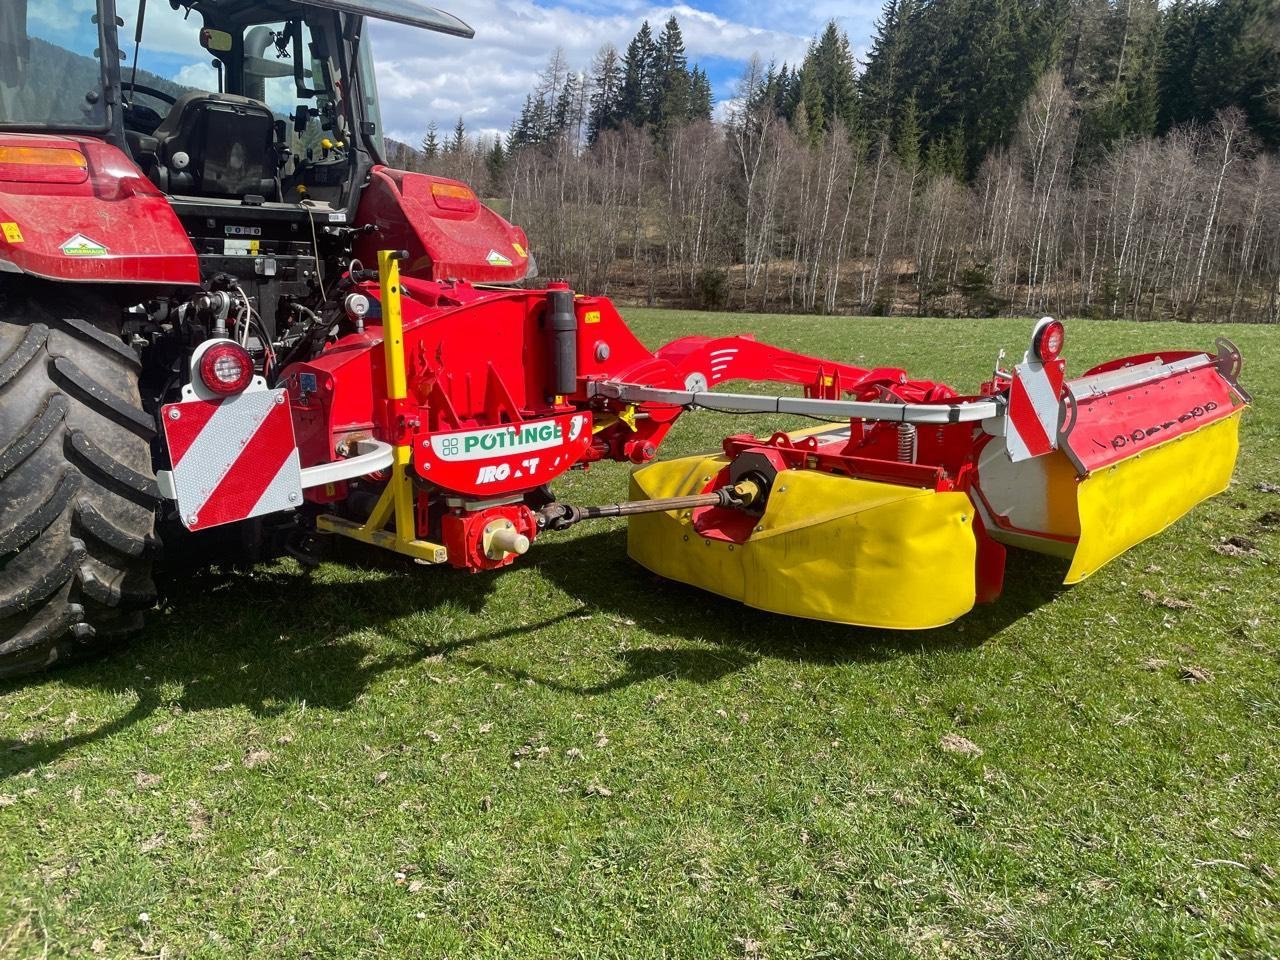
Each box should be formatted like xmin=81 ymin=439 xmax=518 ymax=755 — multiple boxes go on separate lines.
xmin=316 ymin=250 xmax=448 ymax=564
xmin=588 ymin=381 xmax=1000 ymax=425
xmin=1067 ymin=354 xmax=1213 ymax=400
xmin=299 ymin=438 xmax=394 ymax=488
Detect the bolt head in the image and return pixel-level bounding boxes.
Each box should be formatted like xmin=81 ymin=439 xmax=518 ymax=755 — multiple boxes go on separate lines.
xmin=168 ymin=408 xmax=181 ymax=420
xmin=187 ymin=514 xmax=198 ymax=526
xmin=275 ymin=393 xmax=286 ymax=404
xmin=287 ymin=491 xmax=299 ymax=503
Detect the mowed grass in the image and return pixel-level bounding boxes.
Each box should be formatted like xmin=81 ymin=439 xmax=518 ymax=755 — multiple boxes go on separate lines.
xmin=2 ymin=312 xmax=1278 ymax=959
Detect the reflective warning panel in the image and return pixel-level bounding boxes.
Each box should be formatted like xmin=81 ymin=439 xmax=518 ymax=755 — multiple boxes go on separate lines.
xmin=160 ymin=388 xmax=302 ymax=531
xmin=1005 ymin=357 xmax=1065 ymax=463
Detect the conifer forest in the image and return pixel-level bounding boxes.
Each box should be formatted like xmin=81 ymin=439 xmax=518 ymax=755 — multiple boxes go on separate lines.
xmin=386 ymin=2 xmax=1280 ymax=321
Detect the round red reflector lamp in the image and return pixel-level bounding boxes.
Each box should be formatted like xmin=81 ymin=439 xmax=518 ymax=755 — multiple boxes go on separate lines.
xmin=199 ymin=342 xmax=253 ymax=395
xmin=1032 ymin=317 xmax=1065 ymax=362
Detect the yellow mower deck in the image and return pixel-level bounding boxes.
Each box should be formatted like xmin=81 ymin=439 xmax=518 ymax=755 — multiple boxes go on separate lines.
xmin=1064 ymin=409 xmax=1242 ymax=583
xmin=628 ymin=407 xmax=1243 ymax=628
xmin=620 ymin=330 xmax=1248 ymax=629
xmin=627 ymin=452 xmax=978 ymax=630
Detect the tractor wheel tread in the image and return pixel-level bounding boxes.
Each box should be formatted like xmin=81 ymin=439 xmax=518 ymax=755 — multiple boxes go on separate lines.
xmin=74 ymin=499 xmax=158 ymax=558
xmin=0 ymin=469 xmax=79 ymax=555
xmin=0 ymin=393 xmax=67 ymax=480
xmin=0 ymin=287 xmax=159 ymax=678
xmin=51 ymin=316 xmax=142 ymax=371
xmin=89 ymin=610 xmax=145 ymax=640
xmin=0 ymin=322 xmax=47 ymax=390
xmin=67 ymin=428 xmax=161 ymax=504
xmin=51 ymin=356 xmax=156 ymax=440
xmin=77 ymin=555 xmax=158 ymax=609
xmin=0 ymin=599 xmax=82 ymax=660
xmin=0 ymin=526 xmax=83 ymax=618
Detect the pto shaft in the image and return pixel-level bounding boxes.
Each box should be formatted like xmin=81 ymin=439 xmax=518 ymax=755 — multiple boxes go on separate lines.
xmin=536 ymin=479 xmax=763 ymax=532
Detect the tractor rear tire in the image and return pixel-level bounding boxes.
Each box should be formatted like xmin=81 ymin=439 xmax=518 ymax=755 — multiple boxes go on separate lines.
xmin=0 ymin=285 xmax=159 ymax=679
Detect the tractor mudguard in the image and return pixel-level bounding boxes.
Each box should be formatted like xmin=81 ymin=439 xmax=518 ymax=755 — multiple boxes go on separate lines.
xmin=0 ymin=134 xmax=199 ymax=285
xmin=352 ymin=167 xmax=532 ymax=283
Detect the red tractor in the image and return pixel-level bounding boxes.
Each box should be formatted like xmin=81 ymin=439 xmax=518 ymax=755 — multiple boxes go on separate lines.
xmin=0 ymin=0 xmax=1250 ymax=678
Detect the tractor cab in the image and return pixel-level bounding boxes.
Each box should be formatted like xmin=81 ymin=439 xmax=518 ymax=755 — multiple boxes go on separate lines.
xmin=1 ymin=0 xmax=470 ymax=199
xmin=0 ymin=0 xmax=497 ymax=327
xmin=116 ymin=2 xmax=369 ymax=209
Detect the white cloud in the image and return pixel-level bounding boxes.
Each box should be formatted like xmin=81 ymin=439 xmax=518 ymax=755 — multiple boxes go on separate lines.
xmin=368 ymin=0 xmax=813 ymax=145
xmin=173 ymin=62 xmax=219 ymax=92
xmin=28 ymin=0 xmax=96 ymax=35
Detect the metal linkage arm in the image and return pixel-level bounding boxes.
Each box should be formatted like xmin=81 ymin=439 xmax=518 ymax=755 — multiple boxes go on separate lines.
xmin=588 ymin=381 xmax=1000 ymax=425
xmin=536 ymin=479 xmax=763 ymax=532
xmin=316 ymin=250 xmax=448 ymax=564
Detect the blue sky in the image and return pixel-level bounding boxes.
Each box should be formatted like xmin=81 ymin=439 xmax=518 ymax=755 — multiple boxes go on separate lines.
xmin=366 ymin=0 xmax=887 ymax=144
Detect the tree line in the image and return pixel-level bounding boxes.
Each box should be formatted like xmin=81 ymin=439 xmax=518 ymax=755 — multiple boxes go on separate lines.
xmin=386 ymin=1 xmax=1280 ymax=322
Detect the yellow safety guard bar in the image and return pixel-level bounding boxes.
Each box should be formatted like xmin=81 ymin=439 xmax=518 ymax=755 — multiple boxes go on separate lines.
xmin=317 ymin=250 xmax=448 ymax=564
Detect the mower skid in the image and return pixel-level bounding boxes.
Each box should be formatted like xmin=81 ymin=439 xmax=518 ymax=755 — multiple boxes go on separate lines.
xmin=627 ymin=452 xmax=978 ymax=629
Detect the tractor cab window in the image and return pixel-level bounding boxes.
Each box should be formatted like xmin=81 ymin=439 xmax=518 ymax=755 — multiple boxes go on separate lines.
xmin=117 ymin=2 xmax=217 ymax=135
xmin=0 ymin=0 xmax=108 ymax=129
xmin=245 ymin=19 xmax=350 ymax=203
xmin=117 ymin=3 xmax=348 ymax=204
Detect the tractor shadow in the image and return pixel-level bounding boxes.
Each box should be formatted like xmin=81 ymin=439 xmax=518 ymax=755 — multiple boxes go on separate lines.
xmin=0 ymin=526 xmax=1068 ymax=775
xmin=0 ymin=547 xmax=522 ymax=775
xmin=466 ymin=524 xmax=1067 ymax=693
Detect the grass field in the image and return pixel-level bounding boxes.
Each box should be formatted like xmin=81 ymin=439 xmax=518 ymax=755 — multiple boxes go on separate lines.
xmin=2 ymin=312 xmax=1278 ymax=959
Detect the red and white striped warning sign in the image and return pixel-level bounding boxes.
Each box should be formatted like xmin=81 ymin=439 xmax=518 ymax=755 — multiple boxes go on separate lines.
xmin=1005 ymin=358 xmax=1065 ymax=463
xmin=160 ymin=388 xmax=302 ymax=531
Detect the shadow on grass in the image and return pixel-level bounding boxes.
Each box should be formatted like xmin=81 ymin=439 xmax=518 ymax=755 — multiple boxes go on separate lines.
xmin=0 ymin=526 xmax=1067 ymax=775
xmin=464 ymin=526 xmax=1067 ymax=692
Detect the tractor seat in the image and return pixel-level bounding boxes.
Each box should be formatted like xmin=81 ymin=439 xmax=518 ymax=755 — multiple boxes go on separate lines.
xmin=146 ymin=92 xmax=280 ymax=201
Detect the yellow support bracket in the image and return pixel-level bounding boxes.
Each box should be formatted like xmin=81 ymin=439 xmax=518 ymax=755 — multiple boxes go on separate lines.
xmin=591 ymin=404 xmax=639 ymax=435
xmin=316 ymin=249 xmax=448 ymax=564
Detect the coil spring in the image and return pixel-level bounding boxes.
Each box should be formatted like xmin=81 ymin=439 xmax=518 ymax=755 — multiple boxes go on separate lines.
xmin=897 ymin=422 xmax=918 ymax=464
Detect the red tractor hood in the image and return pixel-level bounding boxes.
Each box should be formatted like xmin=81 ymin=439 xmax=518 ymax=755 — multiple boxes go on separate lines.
xmin=0 ymin=133 xmax=199 ymax=286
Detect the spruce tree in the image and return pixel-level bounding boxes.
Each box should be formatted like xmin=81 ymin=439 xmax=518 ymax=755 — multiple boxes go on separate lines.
xmin=421 ymin=120 xmax=439 ymax=160
xmin=896 ymin=93 xmax=921 ymax=168
xmin=688 ymin=66 xmax=713 ymax=122
xmin=653 ymin=15 xmax=691 ymax=132
xmin=587 ymin=43 xmax=624 ymax=143
xmin=797 ymin=61 xmax=826 ymax=143
xmin=448 ymin=116 xmax=466 ymax=154
xmin=553 ymin=72 xmax=580 ymax=139
xmin=775 ymin=64 xmax=797 ymax=120
xmin=485 ymin=135 xmax=505 ymax=188
xmin=860 ymin=0 xmax=910 ymax=143
xmin=619 ymin=22 xmax=657 ymax=128
xmin=804 ymin=21 xmax=859 ymax=134
xmin=1187 ymin=0 xmax=1280 ymax=149
xmin=1156 ymin=0 xmax=1208 ymax=133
